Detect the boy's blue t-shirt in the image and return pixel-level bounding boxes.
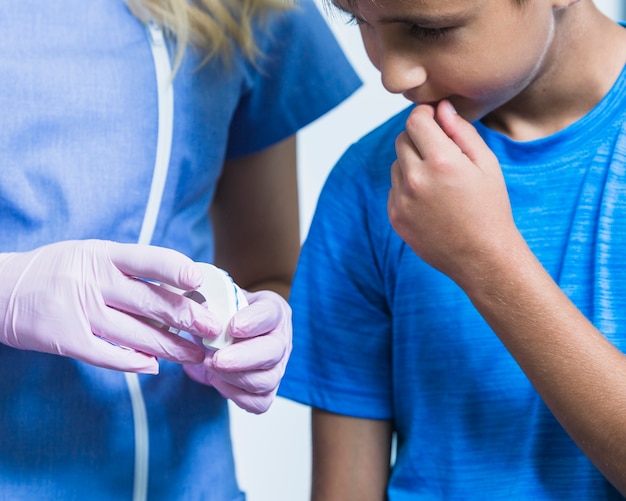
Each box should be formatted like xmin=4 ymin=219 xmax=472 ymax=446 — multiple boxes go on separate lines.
xmin=279 ymin=61 xmax=626 ymax=498
xmin=0 ymin=1 xmax=361 ymax=499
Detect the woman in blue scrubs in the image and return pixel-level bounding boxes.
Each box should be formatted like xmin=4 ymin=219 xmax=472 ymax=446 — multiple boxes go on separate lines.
xmin=0 ymin=1 xmax=361 ymax=499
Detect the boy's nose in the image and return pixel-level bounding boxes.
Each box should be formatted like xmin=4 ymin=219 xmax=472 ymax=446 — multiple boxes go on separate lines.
xmin=379 ymin=52 xmax=427 ymax=96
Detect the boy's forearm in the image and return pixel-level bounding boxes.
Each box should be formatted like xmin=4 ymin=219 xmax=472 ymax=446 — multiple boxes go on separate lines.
xmin=463 ymin=237 xmax=626 ymax=495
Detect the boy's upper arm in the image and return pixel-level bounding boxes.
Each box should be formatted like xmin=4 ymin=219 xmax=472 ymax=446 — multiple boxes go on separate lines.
xmin=279 ymin=148 xmax=394 ymax=417
xmin=312 ymin=407 xmax=392 ymax=501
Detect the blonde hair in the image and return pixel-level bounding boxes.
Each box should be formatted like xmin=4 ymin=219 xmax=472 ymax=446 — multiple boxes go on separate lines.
xmin=127 ymin=0 xmax=293 ymax=71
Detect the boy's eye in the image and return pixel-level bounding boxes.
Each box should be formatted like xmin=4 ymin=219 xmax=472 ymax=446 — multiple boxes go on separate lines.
xmin=345 ymin=14 xmax=358 ymax=25
xmin=345 ymin=13 xmax=367 ymax=26
xmin=409 ymin=25 xmax=452 ymax=40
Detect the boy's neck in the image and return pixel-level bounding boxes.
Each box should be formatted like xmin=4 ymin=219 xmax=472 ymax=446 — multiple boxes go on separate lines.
xmin=481 ymin=2 xmax=626 ymax=142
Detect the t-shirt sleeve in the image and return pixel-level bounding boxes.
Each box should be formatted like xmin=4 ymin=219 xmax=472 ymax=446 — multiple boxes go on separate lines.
xmin=278 ymin=145 xmax=394 ymax=419
xmin=225 ymin=0 xmax=362 ymax=158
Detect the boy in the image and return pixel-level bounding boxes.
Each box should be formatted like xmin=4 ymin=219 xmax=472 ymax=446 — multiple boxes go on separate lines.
xmin=279 ymin=0 xmax=626 ymax=498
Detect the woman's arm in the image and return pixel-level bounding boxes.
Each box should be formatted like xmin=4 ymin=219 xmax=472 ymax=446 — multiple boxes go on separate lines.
xmin=312 ymin=408 xmax=393 ymax=501
xmin=183 ymin=135 xmax=297 ymax=413
xmin=211 ymin=135 xmax=299 ymax=300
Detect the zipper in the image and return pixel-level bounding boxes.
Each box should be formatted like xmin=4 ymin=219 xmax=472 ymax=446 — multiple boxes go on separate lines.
xmin=125 ymin=19 xmax=174 ymax=501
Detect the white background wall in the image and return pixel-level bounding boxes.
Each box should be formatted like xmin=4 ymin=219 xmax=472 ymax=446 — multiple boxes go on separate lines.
xmin=230 ymin=1 xmax=625 ymax=499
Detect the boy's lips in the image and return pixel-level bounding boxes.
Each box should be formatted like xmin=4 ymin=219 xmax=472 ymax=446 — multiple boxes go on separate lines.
xmin=402 ymin=90 xmax=449 ymax=107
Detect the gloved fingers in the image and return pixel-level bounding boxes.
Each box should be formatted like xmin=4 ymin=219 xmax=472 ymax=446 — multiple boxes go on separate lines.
xmin=91 ymin=306 xmax=205 ymax=365
xmin=102 ymin=276 xmax=220 ymax=339
xmin=206 ymin=360 xmax=285 ymax=395
xmin=183 ymin=361 xmax=207 ymax=385
xmin=231 ymin=290 xmax=290 ymax=339
xmin=183 ymin=356 xmax=281 ymax=413
xmin=106 ymin=241 xmax=204 ymax=290
xmin=212 ymin=335 xmax=289 ymax=371
xmin=73 ymin=337 xmax=159 ymax=374
xmin=5 ymin=301 xmax=159 ymax=374
xmin=204 ymin=371 xmax=277 ymax=414
xmin=0 ymin=240 xmax=209 ymax=371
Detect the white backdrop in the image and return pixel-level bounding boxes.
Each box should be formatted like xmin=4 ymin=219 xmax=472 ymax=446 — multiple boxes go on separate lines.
xmin=230 ymin=1 xmax=625 ymax=500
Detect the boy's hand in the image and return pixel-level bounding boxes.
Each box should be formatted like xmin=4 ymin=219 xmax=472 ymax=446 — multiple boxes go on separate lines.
xmin=388 ymin=101 xmax=518 ymax=287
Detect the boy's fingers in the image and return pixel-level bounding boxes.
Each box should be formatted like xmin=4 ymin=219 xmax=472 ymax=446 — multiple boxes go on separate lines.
xmin=402 ymin=105 xmax=455 ymax=162
xmin=435 ymin=100 xmax=496 ymax=166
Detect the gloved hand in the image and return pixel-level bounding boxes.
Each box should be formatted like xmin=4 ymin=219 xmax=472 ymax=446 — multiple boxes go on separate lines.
xmin=0 ymin=240 xmax=219 ymax=374
xmin=184 ymin=289 xmax=292 ymax=414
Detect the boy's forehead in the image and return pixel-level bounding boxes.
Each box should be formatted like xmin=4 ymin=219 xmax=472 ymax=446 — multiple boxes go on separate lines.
xmin=330 ymin=0 xmax=391 ymax=15
xmin=331 ymin=0 xmax=475 ymax=16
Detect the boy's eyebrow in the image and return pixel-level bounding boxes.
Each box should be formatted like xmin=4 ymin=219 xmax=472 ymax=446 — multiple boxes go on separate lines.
xmin=377 ymin=12 xmax=464 ymax=26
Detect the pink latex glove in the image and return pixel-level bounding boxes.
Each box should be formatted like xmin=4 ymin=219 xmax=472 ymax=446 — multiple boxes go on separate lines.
xmin=0 ymin=240 xmax=219 ymax=373
xmin=184 ymin=289 xmax=293 ymax=414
